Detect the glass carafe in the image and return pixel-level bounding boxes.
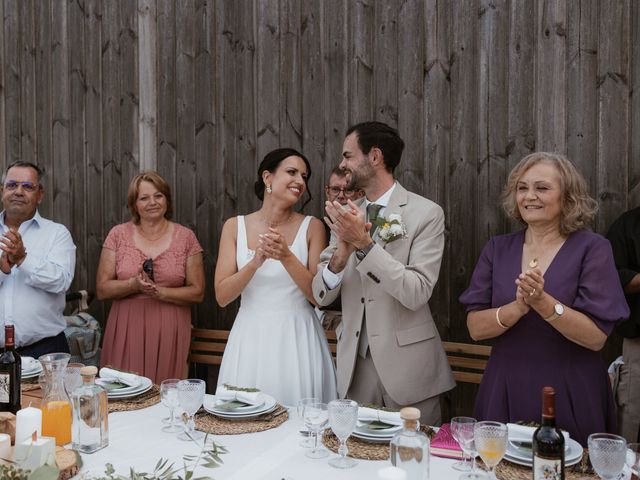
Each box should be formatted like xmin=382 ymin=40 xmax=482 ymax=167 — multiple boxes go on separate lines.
xmin=71 ymin=366 xmax=108 ymax=453
xmin=38 ymin=353 xmax=72 ymax=445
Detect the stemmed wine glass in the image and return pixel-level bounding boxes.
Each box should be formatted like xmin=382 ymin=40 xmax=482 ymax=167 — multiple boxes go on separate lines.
xmin=451 ymin=417 xmax=473 ymax=471
xmin=626 ymin=443 xmax=640 ymax=479
xmin=588 ymin=433 xmax=628 ymax=480
xmin=455 ymin=417 xmax=486 ymax=480
xmin=327 ymin=399 xmax=358 ymax=469
xmin=297 ymin=397 xmax=319 ymax=447
xmin=304 ymin=402 xmax=329 ymax=459
xmin=160 ymin=379 xmax=182 ymax=433
xmin=177 ymin=379 xmax=206 ymax=441
xmin=474 ymin=421 xmax=507 ymax=479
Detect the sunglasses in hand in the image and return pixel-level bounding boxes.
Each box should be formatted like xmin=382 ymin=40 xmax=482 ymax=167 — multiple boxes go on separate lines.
xmin=142 ymin=258 xmax=154 ymax=281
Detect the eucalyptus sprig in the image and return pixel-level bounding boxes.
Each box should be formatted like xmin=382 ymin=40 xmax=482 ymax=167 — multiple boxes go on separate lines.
xmin=222 ymin=383 xmax=260 ymax=393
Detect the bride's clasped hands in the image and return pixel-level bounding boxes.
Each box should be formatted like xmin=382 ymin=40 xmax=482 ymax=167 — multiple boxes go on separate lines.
xmin=258 ymin=227 xmax=292 ymax=262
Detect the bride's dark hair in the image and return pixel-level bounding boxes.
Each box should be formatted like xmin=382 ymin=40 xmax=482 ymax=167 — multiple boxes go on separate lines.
xmin=254 ymin=148 xmax=313 ymax=210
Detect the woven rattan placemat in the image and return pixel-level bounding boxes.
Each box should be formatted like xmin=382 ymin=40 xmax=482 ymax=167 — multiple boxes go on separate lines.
xmin=489 ymin=453 xmax=597 ymax=480
xmin=322 ymin=426 xmax=435 ymax=461
xmin=21 ymin=380 xmax=40 ymax=392
xmin=108 ymin=384 xmax=161 ymax=413
xmin=194 ymin=405 xmax=289 ymax=435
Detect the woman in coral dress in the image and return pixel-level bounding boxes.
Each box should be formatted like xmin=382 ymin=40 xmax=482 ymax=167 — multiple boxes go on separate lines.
xmin=97 ymin=171 xmax=205 ymax=383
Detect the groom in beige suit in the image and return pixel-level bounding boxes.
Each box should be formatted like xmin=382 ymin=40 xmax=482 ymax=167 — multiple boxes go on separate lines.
xmin=312 ymin=121 xmax=455 ymax=424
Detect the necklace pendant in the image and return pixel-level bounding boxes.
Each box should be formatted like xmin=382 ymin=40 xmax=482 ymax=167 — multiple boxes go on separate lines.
xmin=528 ymin=258 xmax=538 ymax=268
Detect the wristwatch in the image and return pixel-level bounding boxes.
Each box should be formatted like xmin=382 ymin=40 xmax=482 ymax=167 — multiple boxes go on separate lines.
xmin=355 ymin=242 xmax=375 ymax=261
xmin=544 ymin=303 xmax=565 ymax=322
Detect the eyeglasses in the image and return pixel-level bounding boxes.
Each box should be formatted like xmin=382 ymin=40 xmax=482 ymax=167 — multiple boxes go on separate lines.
xmin=326 ymin=186 xmax=358 ymax=198
xmin=142 ymin=258 xmax=154 ymax=281
xmin=3 ymin=181 xmax=40 ymax=192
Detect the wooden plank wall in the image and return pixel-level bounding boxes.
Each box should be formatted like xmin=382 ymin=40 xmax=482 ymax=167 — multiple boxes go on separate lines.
xmin=0 ymin=0 xmax=638 ymax=418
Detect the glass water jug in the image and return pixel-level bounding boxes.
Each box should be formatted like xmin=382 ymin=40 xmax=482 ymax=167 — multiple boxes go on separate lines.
xmin=71 ymin=366 xmax=108 ymax=453
xmin=38 ymin=353 xmax=72 ymax=445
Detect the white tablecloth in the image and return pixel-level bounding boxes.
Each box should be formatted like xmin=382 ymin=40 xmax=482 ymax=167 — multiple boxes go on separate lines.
xmin=78 ymin=396 xmax=463 ymax=479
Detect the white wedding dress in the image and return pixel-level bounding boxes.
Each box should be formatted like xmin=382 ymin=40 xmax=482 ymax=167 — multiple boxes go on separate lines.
xmin=218 ymin=216 xmax=337 ymax=406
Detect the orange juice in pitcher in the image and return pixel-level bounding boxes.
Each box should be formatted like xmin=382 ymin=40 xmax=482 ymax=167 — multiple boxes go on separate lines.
xmin=41 ymin=400 xmax=72 ymax=445
xmin=38 ymin=353 xmax=73 ymax=445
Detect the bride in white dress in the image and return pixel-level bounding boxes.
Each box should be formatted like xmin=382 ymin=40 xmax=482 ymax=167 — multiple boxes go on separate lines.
xmin=214 ymin=148 xmax=337 ymax=405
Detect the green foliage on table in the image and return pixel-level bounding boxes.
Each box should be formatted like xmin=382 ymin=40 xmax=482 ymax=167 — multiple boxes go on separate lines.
xmin=0 ymin=463 xmax=59 ymax=480
xmin=222 ymin=383 xmax=260 ymax=393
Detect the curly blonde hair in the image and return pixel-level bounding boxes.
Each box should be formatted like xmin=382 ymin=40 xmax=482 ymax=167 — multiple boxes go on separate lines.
xmin=501 ymin=152 xmax=598 ymax=236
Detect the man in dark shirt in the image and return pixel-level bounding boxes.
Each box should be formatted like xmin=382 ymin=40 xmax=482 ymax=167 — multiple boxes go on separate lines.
xmin=606 ymin=208 xmax=640 ymax=442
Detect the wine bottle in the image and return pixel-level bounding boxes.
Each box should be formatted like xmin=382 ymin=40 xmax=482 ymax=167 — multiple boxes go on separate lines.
xmin=0 ymin=325 xmax=22 ymax=413
xmin=532 ymin=386 xmax=565 ymax=480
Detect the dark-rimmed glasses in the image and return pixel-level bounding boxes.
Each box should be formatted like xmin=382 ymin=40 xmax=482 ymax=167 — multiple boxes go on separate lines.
xmin=3 ymin=181 xmax=40 ymax=192
xmin=142 ymin=258 xmax=154 ymax=281
xmin=326 ymin=186 xmax=358 ymax=198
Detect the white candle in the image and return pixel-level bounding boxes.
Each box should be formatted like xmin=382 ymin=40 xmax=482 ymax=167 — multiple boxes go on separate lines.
xmin=13 ymin=435 xmax=56 ymax=471
xmin=0 ymin=433 xmax=10 ymax=463
xmin=15 ymin=407 xmax=42 ymax=445
xmin=378 ymin=466 xmax=408 ymax=480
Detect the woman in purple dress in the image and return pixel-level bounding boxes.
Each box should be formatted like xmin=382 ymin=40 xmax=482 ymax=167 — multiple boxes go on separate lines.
xmin=460 ymin=152 xmax=629 ymax=446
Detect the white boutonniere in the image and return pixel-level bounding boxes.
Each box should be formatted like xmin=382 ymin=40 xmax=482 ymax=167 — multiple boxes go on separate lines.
xmin=373 ymin=213 xmax=407 ymax=244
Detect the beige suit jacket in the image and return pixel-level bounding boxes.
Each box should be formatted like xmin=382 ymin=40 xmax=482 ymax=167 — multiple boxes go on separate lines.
xmin=312 ymin=183 xmax=455 ymax=404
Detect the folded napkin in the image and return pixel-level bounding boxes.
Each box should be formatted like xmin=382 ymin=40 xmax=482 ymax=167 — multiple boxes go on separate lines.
xmin=215 ymin=384 xmax=264 ymax=405
xmin=507 ymin=423 xmax=570 ymax=443
xmin=99 ymin=367 xmax=141 ymax=387
xmin=21 ymin=356 xmax=37 ymax=370
xmin=430 ymin=424 xmax=464 ymax=459
xmin=357 ymin=407 xmax=403 ymax=426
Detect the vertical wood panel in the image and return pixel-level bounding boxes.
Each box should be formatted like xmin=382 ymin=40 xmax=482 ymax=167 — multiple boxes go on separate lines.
xmin=138 ymin=0 xmax=157 ymax=172
xmin=566 ymin=0 xmax=598 ymax=192
xmin=50 ymin=0 xmax=71 ymax=225
xmin=157 ymin=0 xmax=176 ymax=191
xmin=0 ymin=0 xmax=4 ymax=167
xmin=396 ymin=0 xmax=424 ymax=192
xmin=596 ymin=0 xmax=630 ymax=231
xmin=300 ymin=1 xmax=324 ymax=215
xmin=256 ymin=0 xmax=280 ymax=161
xmin=349 ymin=0 xmax=373 ymax=123
xmin=373 ymin=0 xmax=398 ymax=126
xmin=69 ymin=0 xmax=86 ymax=289
xmin=535 ymin=0 xmax=566 ymax=152
xmin=193 ymin=0 xmax=216 ymax=327
xmin=4 ymin=0 xmax=21 ymax=165
xmin=279 ymin=0 xmax=301 ymax=151
xmin=629 ymin=0 xmax=640 ymax=207
xmin=19 ymin=0 xmax=35 ymax=164
xmin=34 ymin=0 xmax=51 ymax=192
xmin=175 ymin=1 xmax=196 ymax=227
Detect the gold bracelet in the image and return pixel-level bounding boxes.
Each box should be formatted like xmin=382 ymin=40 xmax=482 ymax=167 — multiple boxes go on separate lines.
xmin=496 ymin=306 xmax=509 ymax=329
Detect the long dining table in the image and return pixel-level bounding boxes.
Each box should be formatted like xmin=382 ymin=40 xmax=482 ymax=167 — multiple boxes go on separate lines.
xmin=76 ymin=397 xmax=466 ymax=479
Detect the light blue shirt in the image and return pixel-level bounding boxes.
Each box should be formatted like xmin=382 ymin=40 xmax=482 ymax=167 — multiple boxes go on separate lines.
xmin=0 ymin=210 xmax=76 ymax=347
xmin=322 ymin=182 xmax=397 ymax=289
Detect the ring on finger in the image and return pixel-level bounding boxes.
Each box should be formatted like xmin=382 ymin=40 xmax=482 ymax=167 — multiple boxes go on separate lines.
xmin=529 ymin=288 xmax=536 ymax=297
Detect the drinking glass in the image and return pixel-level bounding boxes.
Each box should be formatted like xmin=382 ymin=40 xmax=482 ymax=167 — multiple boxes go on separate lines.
xmin=455 ymin=417 xmax=487 ymax=479
xmin=474 ymin=421 xmax=507 ymax=479
xmin=177 ymin=379 xmax=206 ymax=441
xmin=160 ymin=379 xmax=182 ymax=433
xmin=304 ymin=402 xmax=329 ymax=459
xmin=328 ymin=399 xmax=358 ymax=469
xmin=297 ymin=397 xmax=319 ymax=447
xmin=626 ymin=443 xmax=640 ymax=480
xmin=64 ymin=363 xmax=84 ymax=395
xmin=451 ymin=417 xmax=473 ymax=471
xmin=588 ymin=433 xmax=627 ymax=480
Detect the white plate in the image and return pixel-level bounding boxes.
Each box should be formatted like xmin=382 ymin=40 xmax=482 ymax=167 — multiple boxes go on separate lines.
xmin=208 ymin=396 xmax=266 ymax=414
xmin=351 ymin=430 xmax=394 ymax=444
xmin=509 ymin=439 xmax=569 ymax=454
xmin=103 ymin=377 xmax=153 ymax=399
xmin=22 ymin=362 xmax=43 ymax=379
xmin=355 ymin=422 xmax=402 ymax=437
xmin=97 ymin=376 xmax=147 ymax=394
xmin=203 ymin=394 xmax=277 ymax=419
xmin=505 ymin=438 xmax=583 ymax=467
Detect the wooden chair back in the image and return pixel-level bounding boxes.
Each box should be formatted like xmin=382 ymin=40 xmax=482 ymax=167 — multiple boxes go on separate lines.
xmin=189 ymin=328 xmax=230 ymax=366
xmin=442 ymin=341 xmax=492 ymax=384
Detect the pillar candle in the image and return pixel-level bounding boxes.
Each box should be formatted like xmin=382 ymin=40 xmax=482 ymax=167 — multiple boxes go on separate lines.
xmin=377 ymin=466 xmax=408 ymax=480
xmin=13 ymin=435 xmax=56 ymax=471
xmin=15 ymin=407 xmax=42 ymax=445
xmin=0 ymin=433 xmax=11 ymax=463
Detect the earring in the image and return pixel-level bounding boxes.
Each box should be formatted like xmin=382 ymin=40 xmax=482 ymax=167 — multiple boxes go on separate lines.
xmin=266 ymin=184 xmax=272 ymax=194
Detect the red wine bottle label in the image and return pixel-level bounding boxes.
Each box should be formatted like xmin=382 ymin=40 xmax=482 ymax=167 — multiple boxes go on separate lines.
xmin=533 ymin=456 xmax=562 ymax=480
xmin=0 ymin=373 xmax=10 ymax=403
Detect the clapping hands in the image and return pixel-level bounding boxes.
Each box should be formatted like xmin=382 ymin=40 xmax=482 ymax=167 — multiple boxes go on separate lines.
xmin=258 ymin=227 xmax=292 ymax=262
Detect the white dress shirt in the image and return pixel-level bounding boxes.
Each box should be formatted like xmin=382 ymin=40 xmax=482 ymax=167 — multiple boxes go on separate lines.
xmin=322 ymin=183 xmax=397 ymax=289
xmin=0 ymin=211 xmax=76 ymax=347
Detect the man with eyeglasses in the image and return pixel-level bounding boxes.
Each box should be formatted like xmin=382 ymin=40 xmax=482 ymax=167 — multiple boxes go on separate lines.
xmin=0 ymin=161 xmax=76 ymax=357
xmin=325 ymin=166 xmax=364 ymax=206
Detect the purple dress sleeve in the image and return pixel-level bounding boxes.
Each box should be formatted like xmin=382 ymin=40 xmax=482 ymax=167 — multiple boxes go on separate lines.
xmin=459 ymin=238 xmax=495 ymax=311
